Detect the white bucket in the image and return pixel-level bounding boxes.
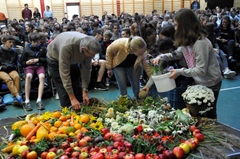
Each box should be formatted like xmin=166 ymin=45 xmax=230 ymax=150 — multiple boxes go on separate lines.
xmin=152 ymin=72 xmax=176 ymax=93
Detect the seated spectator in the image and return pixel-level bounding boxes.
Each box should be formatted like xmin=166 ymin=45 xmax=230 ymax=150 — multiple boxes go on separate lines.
xmin=0 ymin=35 xmax=23 ymax=106
xmin=110 ymin=23 xmax=121 ymax=41
xmin=121 ymin=28 xmax=131 ymax=38
xmin=92 ymin=29 xmax=108 ymax=90
xmin=20 ymin=32 xmax=47 ymax=111
xmin=215 ymin=15 xmax=236 ymax=65
xmin=100 ymin=30 xmax=113 ymax=60
xmin=206 ymin=22 xmax=236 ymax=78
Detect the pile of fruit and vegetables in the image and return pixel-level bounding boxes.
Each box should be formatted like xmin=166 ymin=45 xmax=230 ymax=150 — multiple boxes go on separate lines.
xmin=1 ymin=96 xmax=240 ymax=159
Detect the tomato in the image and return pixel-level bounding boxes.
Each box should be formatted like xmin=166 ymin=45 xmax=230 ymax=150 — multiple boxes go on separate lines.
xmin=101 ymin=127 xmax=110 ymax=135
xmin=145 ymin=154 xmax=159 ymax=159
xmin=135 ymin=153 xmax=145 ymax=159
xmin=124 ymin=154 xmax=134 ymax=159
xmin=90 ymin=152 xmax=104 ymax=159
xmin=194 ymin=133 xmax=204 ymax=142
xmin=105 ymin=153 xmax=119 ymax=159
xmin=190 ymin=125 xmax=197 ymax=132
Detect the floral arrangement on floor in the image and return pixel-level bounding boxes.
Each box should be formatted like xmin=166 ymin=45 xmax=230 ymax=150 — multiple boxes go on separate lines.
xmin=182 ymin=85 xmax=215 ymax=115
xmin=1 ymin=96 xmax=240 ymax=159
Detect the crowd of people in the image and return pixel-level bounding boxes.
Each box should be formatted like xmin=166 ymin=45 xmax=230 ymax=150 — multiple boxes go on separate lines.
xmin=1 ymin=3 xmax=240 ymax=119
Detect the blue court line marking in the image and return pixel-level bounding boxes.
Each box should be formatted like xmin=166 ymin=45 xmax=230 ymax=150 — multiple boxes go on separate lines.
xmin=220 ymin=86 xmax=240 ymax=91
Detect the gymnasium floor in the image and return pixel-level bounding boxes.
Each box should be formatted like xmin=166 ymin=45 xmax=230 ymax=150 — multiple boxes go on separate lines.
xmin=0 ymin=75 xmax=240 ymax=131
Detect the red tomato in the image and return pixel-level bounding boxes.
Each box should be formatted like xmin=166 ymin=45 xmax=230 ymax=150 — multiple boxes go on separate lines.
xmin=101 ymin=127 xmax=110 ymax=135
xmin=194 ymin=133 xmax=204 ymax=142
xmin=90 ymin=152 xmax=104 ymax=159
xmin=105 ymin=153 xmax=119 ymax=159
xmin=124 ymin=154 xmax=134 ymax=159
xmin=135 ymin=153 xmax=145 ymax=159
xmin=190 ymin=125 xmax=197 ymax=132
xmin=145 ymin=154 xmax=159 ymax=159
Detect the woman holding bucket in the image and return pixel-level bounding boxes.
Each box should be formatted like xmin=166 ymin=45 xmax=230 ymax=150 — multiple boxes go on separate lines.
xmin=106 ymin=36 xmax=152 ymax=99
xmin=143 ymin=9 xmax=222 ymax=119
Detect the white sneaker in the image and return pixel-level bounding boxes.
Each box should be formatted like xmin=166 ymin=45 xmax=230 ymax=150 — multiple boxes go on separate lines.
xmin=105 ymin=78 xmax=110 ymax=87
xmin=55 ymin=93 xmax=59 ymax=100
xmin=223 ymin=70 xmax=236 ymax=78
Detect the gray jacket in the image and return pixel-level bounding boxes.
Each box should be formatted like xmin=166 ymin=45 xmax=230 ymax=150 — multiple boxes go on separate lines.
xmin=47 ymin=32 xmax=92 ymax=94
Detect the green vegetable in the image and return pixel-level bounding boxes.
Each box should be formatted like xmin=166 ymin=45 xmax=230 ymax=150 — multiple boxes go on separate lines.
xmin=32 ymin=138 xmax=49 ymax=154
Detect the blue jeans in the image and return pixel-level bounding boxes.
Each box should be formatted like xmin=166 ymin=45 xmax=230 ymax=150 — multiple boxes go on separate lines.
xmin=113 ymin=66 xmax=139 ymax=99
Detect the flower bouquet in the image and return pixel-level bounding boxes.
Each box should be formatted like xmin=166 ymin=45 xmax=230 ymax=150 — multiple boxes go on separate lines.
xmin=144 ymin=54 xmax=176 ymax=92
xmin=182 ymin=85 xmax=215 ymax=116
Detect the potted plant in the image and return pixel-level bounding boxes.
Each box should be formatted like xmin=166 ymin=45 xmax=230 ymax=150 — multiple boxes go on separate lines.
xmin=181 ymin=85 xmax=215 ymax=117
xmin=144 ymin=54 xmax=176 ymax=93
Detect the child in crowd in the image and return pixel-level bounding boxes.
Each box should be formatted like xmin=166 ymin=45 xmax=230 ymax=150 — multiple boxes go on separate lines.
xmin=100 ymin=30 xmax=113 ymax=60
xmin=0 ymin=35 xmax=23 ymax=106
xmin=21 ymin=32 xmax=47 ymax=111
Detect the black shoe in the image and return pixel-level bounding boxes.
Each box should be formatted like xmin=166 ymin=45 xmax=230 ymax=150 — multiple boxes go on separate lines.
xmin=36 ymin=101 xmax=45 ymax=110
xmin=12 ymin=97 xmax=24 ymax=107
xmin=0 ymin=103 xmax=6 ymax=111
xmin=23 ymin=102 xmax=33 ymax=111
xmin=139 ymin=78 xmax=146 ymax=88
xmin=94 ymin=82 xmax=108 ymax=91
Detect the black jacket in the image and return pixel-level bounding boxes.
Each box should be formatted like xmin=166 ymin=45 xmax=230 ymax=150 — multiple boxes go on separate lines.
xmin=0 ymin=46 xmax=18 ymax=73
xmin=21 ymin=43 xmax=47 ymax=67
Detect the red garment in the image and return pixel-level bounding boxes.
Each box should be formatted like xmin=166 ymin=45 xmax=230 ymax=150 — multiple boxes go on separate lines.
xmin=22 ymin=9 xmax=32 ymax=20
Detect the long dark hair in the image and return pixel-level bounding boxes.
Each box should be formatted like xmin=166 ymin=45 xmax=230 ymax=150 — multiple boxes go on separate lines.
xmin=174 ymin=8 xmax=206 ymax=47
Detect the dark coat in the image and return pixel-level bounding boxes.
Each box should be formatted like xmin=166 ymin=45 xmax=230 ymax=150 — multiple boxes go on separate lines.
xmin=21 ymin=43 xmax=47 ymax=67
xmin=0 ymin=46 xmax=18 ymax=73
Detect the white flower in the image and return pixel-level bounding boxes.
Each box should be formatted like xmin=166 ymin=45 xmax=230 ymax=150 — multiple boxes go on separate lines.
xmin=111 ymin=122 xmax=119 ymax=129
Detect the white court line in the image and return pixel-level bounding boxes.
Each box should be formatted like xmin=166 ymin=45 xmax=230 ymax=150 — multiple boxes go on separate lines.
xmin=220 ymin=86 xmax=240 ymax=91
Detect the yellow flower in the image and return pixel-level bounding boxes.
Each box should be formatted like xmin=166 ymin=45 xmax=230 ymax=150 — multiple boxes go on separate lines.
xmin=90 ymin=116 xmax=97 ymax=122
xmin=94 ymin=121 xmax=104 ymax=131
xmin=62 ymin=107 xmax=69 ymax=114
xmin=42 ymin=111 xmax=53 ymax=120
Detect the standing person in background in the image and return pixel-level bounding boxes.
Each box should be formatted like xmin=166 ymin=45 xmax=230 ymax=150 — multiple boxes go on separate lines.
xmin=106 ymin=36 xmax=152 ymax=99
xmin=44 ymin=5 xmax=53 ymax=18
xmin=191 ymin=0 xmax=200 ymax=10
xmin=22 ymin=4 xmax=32 ymax=21
xmin=151 ymin=9 xmax=222 ymax=119
xmin=47 ymin=32 xmax=101 ymax=110
xmin=33 ymin=7 xmax=41 ymax=20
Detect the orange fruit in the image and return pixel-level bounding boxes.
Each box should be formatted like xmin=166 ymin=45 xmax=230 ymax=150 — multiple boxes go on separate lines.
xmin=20 ymin=123 xmax=35 ymax=137
xmin=74 ymin=123 xmax=82 ymax=130
xmin=30 ymin=117 xmax=39 ymax=125
xmin=90 ymin=123 xmax=95 ymax=128
xmin=60 ymin=116 xmax=67 ymax=121
xmin=63 ymin=121 xmax=69 ymax=126
xmin=50 ymin=126 xmax=58 ymax=132
xmin=54 ymin=121 xmax=62 ymax=128
xmin=80 ymin=127 xmax=88 ymax=133
xmin=79 ymin=115 xmax=90 ymax=124
xmin=53 ymin=111 xmax=61 ymax=118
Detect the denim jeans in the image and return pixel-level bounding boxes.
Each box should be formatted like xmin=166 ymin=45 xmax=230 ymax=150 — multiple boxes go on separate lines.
xmin=113 ymin=66 xmax=139 ymax=99
xmin=47 ymin=58 xmax=82 ymax=107
xmin=215 ymin=49 xmax=228 ymax=72
xmin=219 ymin=40 xmax=235 ymax=57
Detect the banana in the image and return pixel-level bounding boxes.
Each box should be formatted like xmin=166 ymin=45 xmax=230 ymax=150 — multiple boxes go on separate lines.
xmin=11 ymin=120 xmax=27 ymax=130
xmin=25 ymin=113 xmax=36 ymax=122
